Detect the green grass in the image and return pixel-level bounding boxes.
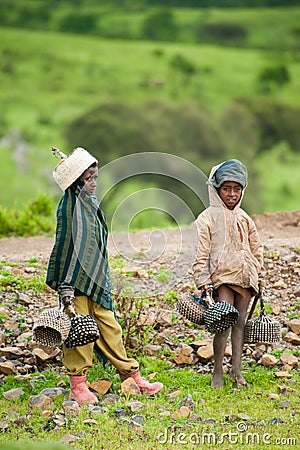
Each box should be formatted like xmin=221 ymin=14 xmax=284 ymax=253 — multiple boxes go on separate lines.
xmin=1 ymin=26 xmax=300 ymax=143
xmin=0 ymin=11 xmax=300 ymax=218
xmin=254 ymin=143 xmax=300 ymax=212
xmin=0 ymin=272 xmax=47 ymax=293
xmin=0 ymin=362 xmax=298 ymax=449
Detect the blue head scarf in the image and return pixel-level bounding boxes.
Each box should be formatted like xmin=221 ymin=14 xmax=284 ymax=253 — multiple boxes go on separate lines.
xmin=211 ymin=159 xmax=248 ymax=189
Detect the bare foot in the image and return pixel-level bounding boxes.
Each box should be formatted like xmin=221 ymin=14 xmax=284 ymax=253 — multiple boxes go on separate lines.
xmin=211 ymin=371 xmax=224 ymax=389
xmin=230 ymin=372 xmax=249 ymax=387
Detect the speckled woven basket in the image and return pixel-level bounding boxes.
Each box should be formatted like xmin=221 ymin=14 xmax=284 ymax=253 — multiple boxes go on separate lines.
xmin=176 ymin=292 xmax=207 ymax=325
xmin=32 ymin=307 xmax=72 ymax=347
xmin=245 ymin=306 xmax=281 ymax=343
xmin=64 ymin=314 xmax=100 ymax=348
xmin=204 ymin=301 xmax=239 ymax=334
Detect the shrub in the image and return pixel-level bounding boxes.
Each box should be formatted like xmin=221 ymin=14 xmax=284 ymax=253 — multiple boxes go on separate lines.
xmin=56 ymin=12 xmax=97 ymax=35
xmin=237 ymin=97 xmax=300 ymax=152
xmin=141 ymin=9 xmax=178 ymax=41
xmin=0 ymin=194 xmax=55 ymax=238
xmin=256 ymin=64 xmax=290 ymax=93
xmin=196 ymin=21 xmax=248 ymax=44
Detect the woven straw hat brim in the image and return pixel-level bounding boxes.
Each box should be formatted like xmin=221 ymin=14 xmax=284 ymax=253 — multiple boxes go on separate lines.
xmin=53 ymin=147 xmax=98 ymax=191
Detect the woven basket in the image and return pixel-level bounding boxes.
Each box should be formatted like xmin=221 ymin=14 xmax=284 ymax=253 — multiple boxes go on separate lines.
xmin=32 ymin=307 xmax=72 ymax=347
xmin=64 ymin=314 xmax=100 ymax=348
xmin=204 ymin=301 xmax=239 ymax=334
xmin=176 ymin=292 xmax=207 ymax=325
xmin=244 ymin=293 xmax=281 ymax=343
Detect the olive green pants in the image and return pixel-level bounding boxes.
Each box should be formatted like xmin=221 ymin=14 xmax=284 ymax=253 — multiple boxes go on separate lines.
xmin=62 ymin=295 xmax=138 ymax=376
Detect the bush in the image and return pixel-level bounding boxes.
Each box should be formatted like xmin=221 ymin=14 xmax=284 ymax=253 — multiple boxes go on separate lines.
xmin=196 ymin=21 xmax=248 ymax=44
xmin=56 ymin=12 xmax=97 ymax=35
xmin=64 ymin=100 xmax=226 ymax=221
xmin=257 ymin=64 xmax=290 ymax=93
xmin=237 ymin=97 xmax=300 ymax=152
xmin=141 ymin=9 xmax=178 ymax=41
xmin=0 ymin=194 xmax=55 ymax=238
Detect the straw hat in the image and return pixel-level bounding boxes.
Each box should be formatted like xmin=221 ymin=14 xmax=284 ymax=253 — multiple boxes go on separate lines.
xmin=52 ymin=146 xmax=98 ymax=191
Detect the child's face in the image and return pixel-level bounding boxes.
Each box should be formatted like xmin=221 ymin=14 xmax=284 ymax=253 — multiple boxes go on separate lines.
xmin=218 ymin=181 xmax=242 ymax=209
xmin=82 ymin=166 xmax=98 ymax=196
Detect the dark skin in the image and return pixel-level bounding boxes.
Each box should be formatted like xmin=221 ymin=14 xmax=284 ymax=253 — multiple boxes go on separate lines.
xmin=82 ymin=165 xmax=98 ymax=196
xmin=218 ymin=181 xmax=243 ymax=210
xmin=61 ymin=164 xmax=99 ymax=310
xmin=210 ymin=180 xmax=250 ymax=388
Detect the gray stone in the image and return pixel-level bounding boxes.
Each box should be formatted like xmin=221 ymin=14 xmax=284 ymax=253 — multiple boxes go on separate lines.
xmin=40 ymin=387 xmax=67 ymax=398
xmin=28 ymin=393 xmax=54 ymax=410
xmin=2 ymin=387 xmax=24 ymax=400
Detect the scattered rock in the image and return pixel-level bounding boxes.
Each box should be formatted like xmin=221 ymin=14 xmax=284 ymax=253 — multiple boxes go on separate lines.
xmin=268 ymin=393 xmax=280 ymax=400
xmin=180 ymin=394 xmax=196 ymax=410
xmin=144 ymin=344 xmax=162 ymax=355
xmin=171 ymin=406 xmax=190 ymax=419
xmin=28 ymin=393 xmax=55 ymax=410
xmin=0 ymin=361 xmax=17 ymax=375
xmin=168 ymin=390 xmax=182 ymax=399
xmin=288 ymin=319 xmax=300 ymax=335
xmin=283 ymin=332 xmax=300 ymax=345
xmin=120 ymin=378 xmax=141 ymax=396
xmin=278 ymin=400 xmax=291 ymax=408
xmin=273 ymin=280 xmax=287 ymax=289
xmin=274 ymin=371 xmax=293 ymax=379
xmin=89 ymin=378 xmax=112 ymax=395
xmin=101 ymin=393 xmax=120 ymax=405
xmin=40 ymin=387 xmax=67 ymax=398
xmin=61 ymin=433 xmax=82 ymax=443
xmin=0 ymin=346 xmax=23 ymax=359
xmin=2 ymin=387 xmax=24 ymax=400
xmin=197 ymin=345 xmax=214 ymax=363
xmin=173 ymin=344 xmax=195 ymax=365
xmin=129 ymin=400 xmax=145 ymax=412
xmin=53 ymin=413 xmax=66 ymax=426
xmin=62 ymin=400 xmax=81 ymax=417
xmin=260 ymin=354 xmax=278 ymax=368
xmin=279 ymin=353 xmax=298 ymax=368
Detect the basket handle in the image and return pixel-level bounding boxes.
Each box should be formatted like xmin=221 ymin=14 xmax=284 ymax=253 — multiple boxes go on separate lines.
xmin=247 ymin=284 xmax=266 ymax=320
xmin=61 ymin=296 xmax=77 ymax=318
xmin=193 ymin=291 xmax=209 ymax=308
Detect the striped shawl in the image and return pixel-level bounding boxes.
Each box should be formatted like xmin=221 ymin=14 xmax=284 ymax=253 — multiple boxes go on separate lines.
xmin=46 ymin=181 xmax=113 ymax=311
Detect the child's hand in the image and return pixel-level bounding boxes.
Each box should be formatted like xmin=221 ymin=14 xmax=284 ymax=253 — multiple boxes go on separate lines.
xmin=194 ymin=287 xmax=205 ymax=296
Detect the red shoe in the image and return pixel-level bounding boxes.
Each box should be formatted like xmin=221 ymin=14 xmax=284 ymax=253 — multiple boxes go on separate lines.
xmin=121 ymin=369 xmax=163 ymax=395
xmin=69 ymin=375 xmax=98 ymax=405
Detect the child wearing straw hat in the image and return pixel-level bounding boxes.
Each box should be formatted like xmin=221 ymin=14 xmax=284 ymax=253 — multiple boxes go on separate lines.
xmin=47 ymin=147 xmax=163 ymax=404
xmin=192 ymin=159 xmax=263 ymax=388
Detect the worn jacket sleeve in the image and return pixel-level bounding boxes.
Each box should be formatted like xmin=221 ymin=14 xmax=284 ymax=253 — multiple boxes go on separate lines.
xmin=248 ymin=217 xmax=264 ymax=273
xmin=192 ymin=214 xmax=212 ymax=288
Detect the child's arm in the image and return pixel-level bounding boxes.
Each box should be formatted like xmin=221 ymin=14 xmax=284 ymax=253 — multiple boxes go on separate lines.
xmin=192 ymin=215 xmax=212 ymax=289
xmin=248 ymin=218 xmax=264 ymax=272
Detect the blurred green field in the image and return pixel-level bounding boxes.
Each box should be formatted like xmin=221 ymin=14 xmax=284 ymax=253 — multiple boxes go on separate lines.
xmin=0 ymin=8 xmax=300 ymax=219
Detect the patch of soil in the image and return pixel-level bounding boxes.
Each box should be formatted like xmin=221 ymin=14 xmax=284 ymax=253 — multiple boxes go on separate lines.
xmin=0 ymin=211 xmax=299 ymax=264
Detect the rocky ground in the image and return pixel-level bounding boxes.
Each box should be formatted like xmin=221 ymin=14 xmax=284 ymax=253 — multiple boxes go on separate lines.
xmin=0 ymin=210 xmax=299 ymax=382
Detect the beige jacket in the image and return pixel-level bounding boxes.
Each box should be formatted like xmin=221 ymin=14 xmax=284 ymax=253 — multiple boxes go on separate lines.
xmin=192 ymin=164 xmax=263 ymax=294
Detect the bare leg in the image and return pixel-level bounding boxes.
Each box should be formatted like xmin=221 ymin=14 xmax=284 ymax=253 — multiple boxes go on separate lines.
xmin=211 ymin=285 xmax=234 ymax=389
xmin=212 ymin=328 xmax=230 ymax=388
xmin=230 ymin=291 xmax=252 ymax=386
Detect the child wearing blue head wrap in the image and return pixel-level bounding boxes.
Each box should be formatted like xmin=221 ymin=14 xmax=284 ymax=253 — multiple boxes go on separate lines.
xmin=193 ymin=159 xmax=263 ymax=388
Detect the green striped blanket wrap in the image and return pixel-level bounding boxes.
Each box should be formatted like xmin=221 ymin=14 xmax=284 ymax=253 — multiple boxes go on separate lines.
xmin=46 ymin=181 xmax=113 ymax=311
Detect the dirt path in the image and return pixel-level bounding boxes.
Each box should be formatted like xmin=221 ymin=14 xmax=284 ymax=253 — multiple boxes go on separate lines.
xmin=0 ymin=211 xmax=299 ymax=265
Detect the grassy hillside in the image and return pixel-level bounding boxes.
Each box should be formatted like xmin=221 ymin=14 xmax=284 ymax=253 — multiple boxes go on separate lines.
xmin=0 ymin=20 xmax=300 ymax=219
